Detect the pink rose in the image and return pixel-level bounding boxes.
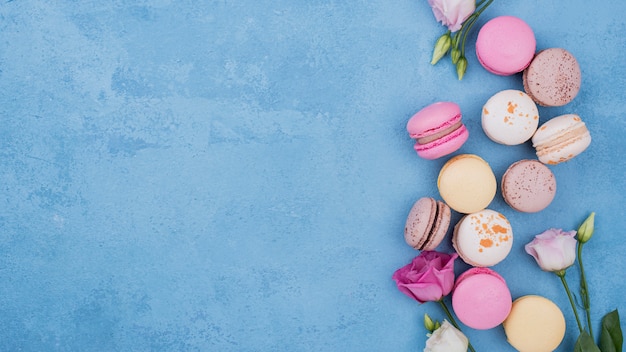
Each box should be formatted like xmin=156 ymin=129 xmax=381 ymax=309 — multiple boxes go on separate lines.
xmin=392 ymin=251 xmax=458 ymax=303
xmin=428 ymin=0 xmax=476 ymax=33
xmin=525 ymin=228 xmax=577 ymax=272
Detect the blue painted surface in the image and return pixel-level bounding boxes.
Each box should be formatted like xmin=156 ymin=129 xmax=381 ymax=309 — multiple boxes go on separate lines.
xmin=1 ymin=1 xmax=624 ymax=351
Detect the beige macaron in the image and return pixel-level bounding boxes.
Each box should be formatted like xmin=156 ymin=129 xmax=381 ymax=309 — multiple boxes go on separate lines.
xmin=481 ymin=89 xmax=539 ymax=145
xmin=437 ymin=154 xmax=497 ymax=214
xmin=503 ymin=295 xmax=566 ymax=352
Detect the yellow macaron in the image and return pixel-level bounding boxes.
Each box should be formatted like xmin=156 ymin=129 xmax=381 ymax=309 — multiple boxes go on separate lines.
xmin=437 ymin=154 xmax=497 ymax=214
xmin=503 ymin=295 xmax=566 ymax=352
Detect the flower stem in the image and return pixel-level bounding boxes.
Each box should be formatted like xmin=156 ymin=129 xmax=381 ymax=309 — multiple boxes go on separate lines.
xmin=556 ymin=270 xmax=584 ymax=333
xmin=438 ymin=299 xmax=476 ymax=352
xmin=459 ymin=0 xmax=494 ymax=56
xmin=577 ymin=242 xmax=594 ymax=340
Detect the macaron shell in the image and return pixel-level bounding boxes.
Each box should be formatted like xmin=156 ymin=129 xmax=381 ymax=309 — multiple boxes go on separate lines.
xmin=452 ymin=209 xmax=513 ymax=267
xmin=404 ymin=198 xmax=451 ymax=250
xmin=501 ymin=159 xmax=556 ymax=212
xmin=437 ymin=154 xmax=496 ymax=214
xmin=415 ymin=124 xmax=469 ymax=160
xmin=481 ymin=90 xmax=539 ymax=145
xmin=452 ymin=268 xmax=512 ymax=330
xmin=476 ymin=16 xmax=536 ymax=76
xmin=523 ymin=48 xmax=581 ymax=107
xmin=404 ymin=198 xmax=435 ymax=249
xmin=503 ymin=295 xmax=566 ymax=352
xmin=532 ymin=114 xmax=591 ymax=165
xmin=407 ymin=102 xmax=461 ymax=138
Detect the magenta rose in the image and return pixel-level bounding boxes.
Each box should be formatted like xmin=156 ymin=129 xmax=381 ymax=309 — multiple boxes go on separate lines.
xmin=392 ymin=251 xmax=458 ymax=303
xmin=525 ymin=228 xmax=577 ymax=272
xmin=428 ymin=0 xmax=476 ymax=33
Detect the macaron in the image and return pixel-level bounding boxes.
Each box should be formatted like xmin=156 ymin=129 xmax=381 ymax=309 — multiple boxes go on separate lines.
xmin=406 ymin=102 xmax=469 ymax=160
xmin=523 ymin=48 xmax=581 ymax=107
xmin=452 ymin=209 xmax=513 ymax=267
xmin=501 ymin=159 xmax=556 ymax=213
xmin=481 ymin=89 xmax=539 ymax=145
xmin=437 ymin=154 xmax=496 ymax=214
xmin=452 ymin=267 xmax=512 ymax=330
xmin=503 ymin=295 xmax=566 ymax=352
xmin=532 ymin=114 xmax=591 ymax=165
xmin=475 ymin=16 xmax=536 ymax=76
xmin=404 ymin=197 xmax=451 ymax=251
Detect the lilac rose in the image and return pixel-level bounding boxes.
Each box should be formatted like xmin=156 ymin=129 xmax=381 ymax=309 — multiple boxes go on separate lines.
xmin=525 ymin=228 xmax=577 ymax=272
xmin=428 ymin=0 xmax=476 ymax=32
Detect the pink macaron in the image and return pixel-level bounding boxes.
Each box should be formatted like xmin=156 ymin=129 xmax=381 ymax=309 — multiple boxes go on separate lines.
xmin=452 ymin=267 xmax=512 ymax=330
xmin=406 ymin=102 xmax=469 ymax=160
xmin=476 ymin=16 xmax=536 ymax=76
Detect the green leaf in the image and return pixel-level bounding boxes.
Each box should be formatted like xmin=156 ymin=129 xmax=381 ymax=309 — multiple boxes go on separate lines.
xmin=575 ymin=331 xmax=601 ymax=352
xmin=599 ymin=309 xmax=623 ymax=352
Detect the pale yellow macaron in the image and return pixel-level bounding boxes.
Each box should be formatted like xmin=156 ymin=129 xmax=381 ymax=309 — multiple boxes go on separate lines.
xmin=437 ymin=154 xmax=497 ymax=214
xmin=503 ymin=295 xmax=566 ymax=352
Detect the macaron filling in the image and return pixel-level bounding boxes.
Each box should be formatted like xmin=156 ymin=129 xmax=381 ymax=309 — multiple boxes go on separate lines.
xmin=534 ymin=124 xmax=590 ymax=156
xmin=416 ymin=120 xmax=463 ymax=145
xmin=415 ymin=124 xmax=467 ymax=152
xmin=420 ymin=201 xmax=442 ymax=250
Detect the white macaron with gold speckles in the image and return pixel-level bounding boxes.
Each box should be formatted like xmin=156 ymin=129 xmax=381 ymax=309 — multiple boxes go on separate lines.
xmin=482 ymin=89 xmax=539 ymax=145
xmin=452 ymin=209 xmax=513 ymax=267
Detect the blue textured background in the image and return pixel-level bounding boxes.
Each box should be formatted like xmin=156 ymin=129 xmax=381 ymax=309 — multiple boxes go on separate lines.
xmin=1 ymin=1 xmax=624 ymax=351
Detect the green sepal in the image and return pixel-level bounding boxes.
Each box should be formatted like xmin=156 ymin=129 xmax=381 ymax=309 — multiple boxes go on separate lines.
xmin=424 ymin=313 xmax=436 ymax=332
xmin=433 ymin=321 xmax=441 ymax=331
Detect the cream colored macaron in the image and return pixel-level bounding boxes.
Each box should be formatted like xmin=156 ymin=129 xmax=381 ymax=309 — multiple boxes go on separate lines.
xmin=437 ymin=154 xmax=497 ymax=214
xmin=503 ymin=295 xmax=566 ymax=352
xmin=532 ymin=114 xmax=591 ymax=165
xmin=482 ymin=89 xmax=539 ymax=145
xmin=452 ymin=209 xmax=513 ymax=267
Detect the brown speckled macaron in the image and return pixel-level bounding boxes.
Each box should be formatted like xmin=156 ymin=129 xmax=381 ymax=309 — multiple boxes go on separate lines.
xmin=522 ymin=48 xmax=581 ymax=107
xmin=501 ymin=159 xmax=556 ymax=213
xmin=404 ymin=197 xmax=451 ymax=250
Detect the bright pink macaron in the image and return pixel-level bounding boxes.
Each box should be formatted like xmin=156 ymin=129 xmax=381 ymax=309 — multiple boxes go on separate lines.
xmin=406 ymin=102 xmax=469 ymax=160
xmin=476 ymin=16 xmax=536 ymax=76
xmin=452 ymin=267 xmax=512 ymax=330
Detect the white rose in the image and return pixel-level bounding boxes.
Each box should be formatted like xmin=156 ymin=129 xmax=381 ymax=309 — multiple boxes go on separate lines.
xmin=424 ymin=320 xmax=469 ymax=352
